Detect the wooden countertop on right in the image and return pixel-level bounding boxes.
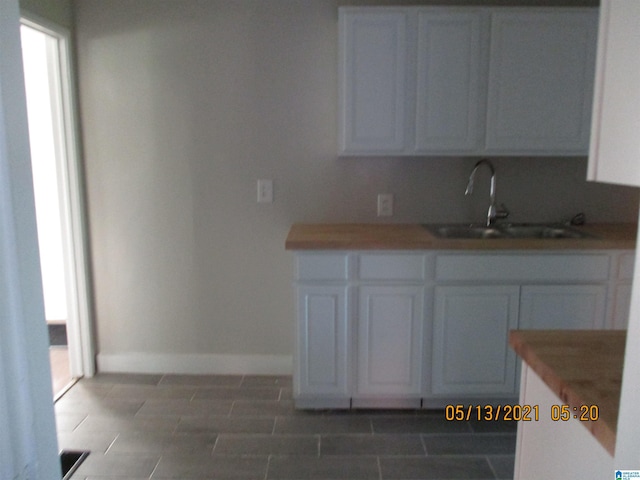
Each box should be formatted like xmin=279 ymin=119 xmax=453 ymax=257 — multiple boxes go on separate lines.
xmin=509 ymin=329 xmax=626 ymax=456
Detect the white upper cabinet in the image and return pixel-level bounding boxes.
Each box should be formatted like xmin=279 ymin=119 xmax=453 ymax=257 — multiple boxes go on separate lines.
xmin=588 ymin=0 xmax=640 ymax=187
xmin=339 ymin=10 xmax=408 ymax=154
xmin=414 ymin=10 xmax=486 ymax=153
xmin=338 ymin=7 xmax=598 ymax=157
xmin=486 ymin=9 xmax=598 ymax=155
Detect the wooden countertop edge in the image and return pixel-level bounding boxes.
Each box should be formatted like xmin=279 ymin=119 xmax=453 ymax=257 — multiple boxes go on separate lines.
xmin=509 ymin=330 xmax=620 ymax=456
xmin=285 ymin=223 xmax=637 ymax=251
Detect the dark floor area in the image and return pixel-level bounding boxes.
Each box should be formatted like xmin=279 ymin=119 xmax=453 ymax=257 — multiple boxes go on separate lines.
xmin=48 ymin=324 xmax=68 ymax=346
xmin=55 ymin=373 xmax=516 ymax=479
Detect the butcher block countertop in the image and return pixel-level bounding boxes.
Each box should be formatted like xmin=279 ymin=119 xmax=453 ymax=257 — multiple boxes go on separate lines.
xmin=509 ymin=330 xmax=626 ymax=456
xmin=285 ymin=223 xmax=637 ymax=250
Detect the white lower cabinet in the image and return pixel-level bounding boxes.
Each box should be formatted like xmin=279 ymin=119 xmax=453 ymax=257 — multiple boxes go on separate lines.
xmin=355 ymin=285 xmax=424 ymax=408
xmin=432 ymin=286 xmax=519 ymax=396
xmin=295 ymin=285 xmax=350 ymax=408
xmin=293 ymin=250 xmax=632 ymax=409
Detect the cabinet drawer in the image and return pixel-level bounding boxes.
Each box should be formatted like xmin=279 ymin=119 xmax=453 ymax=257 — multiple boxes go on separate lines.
xmin=359 ymin=254 xmax=425 ymax=280
xmin=436 ymin=254 xmax=610 ymax=282
xmin=296 ymin=254 xmax=349 ymax=281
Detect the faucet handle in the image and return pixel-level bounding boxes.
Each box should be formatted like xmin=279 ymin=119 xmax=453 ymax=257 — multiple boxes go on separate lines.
xmin=496 ymin=203 xmax=510 ymax=220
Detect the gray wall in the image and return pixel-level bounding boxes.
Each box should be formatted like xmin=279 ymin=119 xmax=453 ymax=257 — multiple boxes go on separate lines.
xmin=74 ymin=0 xmax=638 ymax=370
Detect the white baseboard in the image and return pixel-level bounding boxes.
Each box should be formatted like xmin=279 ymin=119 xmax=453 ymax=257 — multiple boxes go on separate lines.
xmin=96 ymin=352 xmax=293 ymax=376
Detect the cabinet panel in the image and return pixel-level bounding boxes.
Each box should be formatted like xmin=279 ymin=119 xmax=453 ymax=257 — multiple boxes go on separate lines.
xmin=486 ymin=10 xmax=597 ymax=154
xmin=519 ymin=285 xmax=607 ymax=330
xmin=436 ymin=254 xmax=610 ymax=283
xmin=339 ymin=10 xmax=408 ymax=154
xmin=357 ymin=285 xmax=423 ymax=397
xmin=297 ymin=254 xmax=349 ymax=281
xmin=414 ymin=10 xmax=485 ymax=152
xmin=296 ymin=286 xmax=349 ymax=403
xmin=433 ymin=286 xmax=519 ymax=395
xmin=588 ymin=0 xmax=640 ymax=186
xmin=359 ymin=253 xmax=425 ymax=281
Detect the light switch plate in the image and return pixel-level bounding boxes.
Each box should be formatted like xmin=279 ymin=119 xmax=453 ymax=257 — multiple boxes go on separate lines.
xmin=257 ymin=179 xmax=273 ymax=203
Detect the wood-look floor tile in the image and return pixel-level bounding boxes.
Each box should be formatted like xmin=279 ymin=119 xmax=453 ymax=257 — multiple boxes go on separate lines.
xmin=159 ymin=374 xmax=243 ymax=387
xmin=176 ymin=416 xmax=275 ymax=434
xmin=136 ymin=398 xmax=232 ymax=416
xmin=230 ymin=399 xmax=297 ymax=417
xmin=422 ymin=433 xmax=517 ymax=455
xmin=153 ymin=453 xmax=267 ymax=479
xmin=267 ymin=455 xmax=380 ymax=479
xmin=105 ymin=384 xmax=197 ymax=400
xmin=73 ymin=414 xmax=179 ymax=434
xmin=274 ymin=415 xmax=372 ymax=434
xmin=379 ymin=455 xmax=495 ymax=479
xmin=72 ymin=453 xmax=160 ymax=478
xmin=193 ymin=386 xmax=281 ymax=401
xmin=321 ymin=434 xmax=425 ymax=455
xmin=371 ymin=413 xmax=472 ymax=434
xmin=214 ymin=434 xmax=319 ymax=455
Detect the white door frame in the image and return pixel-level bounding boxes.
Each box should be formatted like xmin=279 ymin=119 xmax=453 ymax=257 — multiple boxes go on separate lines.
xmin=21 ymin=12 xmax=95 ymax=378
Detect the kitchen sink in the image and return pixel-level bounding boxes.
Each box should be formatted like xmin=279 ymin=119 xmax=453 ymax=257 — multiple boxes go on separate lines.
xmin=499 ymin=225 xmax=592 ymax=239
xmin=430 ymin=225 xmax=504 ymax=239
xmin=424 ymin=223 xmax=596 ymax=240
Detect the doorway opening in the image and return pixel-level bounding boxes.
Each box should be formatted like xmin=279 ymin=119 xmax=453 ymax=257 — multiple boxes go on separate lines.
xmin=20 ymin=17 xmax=94 ymax=399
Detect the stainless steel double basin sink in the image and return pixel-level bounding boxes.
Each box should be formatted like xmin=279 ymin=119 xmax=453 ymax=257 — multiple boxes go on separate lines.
xmin=424 ymin=223 xmax=595 ymax=240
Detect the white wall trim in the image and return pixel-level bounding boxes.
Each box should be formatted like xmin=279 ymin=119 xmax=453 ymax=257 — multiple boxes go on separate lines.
xmin=97 ymin=353 xmax=293 ymax=376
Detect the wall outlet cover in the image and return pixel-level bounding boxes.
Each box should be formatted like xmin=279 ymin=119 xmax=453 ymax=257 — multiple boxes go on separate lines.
xmin=377 ymin=193 xmax=393 ymax=216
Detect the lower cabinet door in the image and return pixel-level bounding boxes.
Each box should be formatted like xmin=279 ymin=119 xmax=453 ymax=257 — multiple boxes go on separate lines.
xmin=295 ymin=285 xmax=350 ymax=407
xmin=519 ymin=285 xmax=607 ymax=330
xmin=356 ymin=285 xmax=424 ymax=404
xmin=432 ymin=285 xmax=520 ymax=395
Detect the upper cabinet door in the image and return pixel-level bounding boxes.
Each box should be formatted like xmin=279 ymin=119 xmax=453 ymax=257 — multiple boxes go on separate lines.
xmin=414 ymin=10 xmax=486 ymax=153
xmin=339 ymin=10 xmax=408 ymax=154
xmin=588 ymin=0 xmax=640 ymax=187
xmin=485 ymin=9 xmax=598 ymax=155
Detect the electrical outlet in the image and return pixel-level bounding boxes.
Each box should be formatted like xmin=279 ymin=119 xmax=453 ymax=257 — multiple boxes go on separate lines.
xmin=257 ymin=179 xmax=273 ymax=203
xmin=377 ymin=193 xmax=393 ymax=216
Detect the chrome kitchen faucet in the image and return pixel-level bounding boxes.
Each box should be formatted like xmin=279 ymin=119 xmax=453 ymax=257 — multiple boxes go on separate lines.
xmin=465 ymin=159 xmax=509 ymax=227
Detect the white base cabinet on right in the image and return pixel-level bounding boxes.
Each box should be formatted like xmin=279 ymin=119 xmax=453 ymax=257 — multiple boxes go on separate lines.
xmin=428 ymin=252 xmax=622 ymax=406
xmin=514 ymin=362 xmax=612 ymax=479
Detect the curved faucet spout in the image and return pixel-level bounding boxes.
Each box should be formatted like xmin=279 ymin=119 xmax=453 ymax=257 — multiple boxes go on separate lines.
xmin=465 ymin=159 xmax=502 ymax=227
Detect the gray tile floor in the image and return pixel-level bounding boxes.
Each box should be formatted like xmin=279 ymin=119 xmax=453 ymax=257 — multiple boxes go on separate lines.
xmin=56 ymin=374 xmax=516 ymax=479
